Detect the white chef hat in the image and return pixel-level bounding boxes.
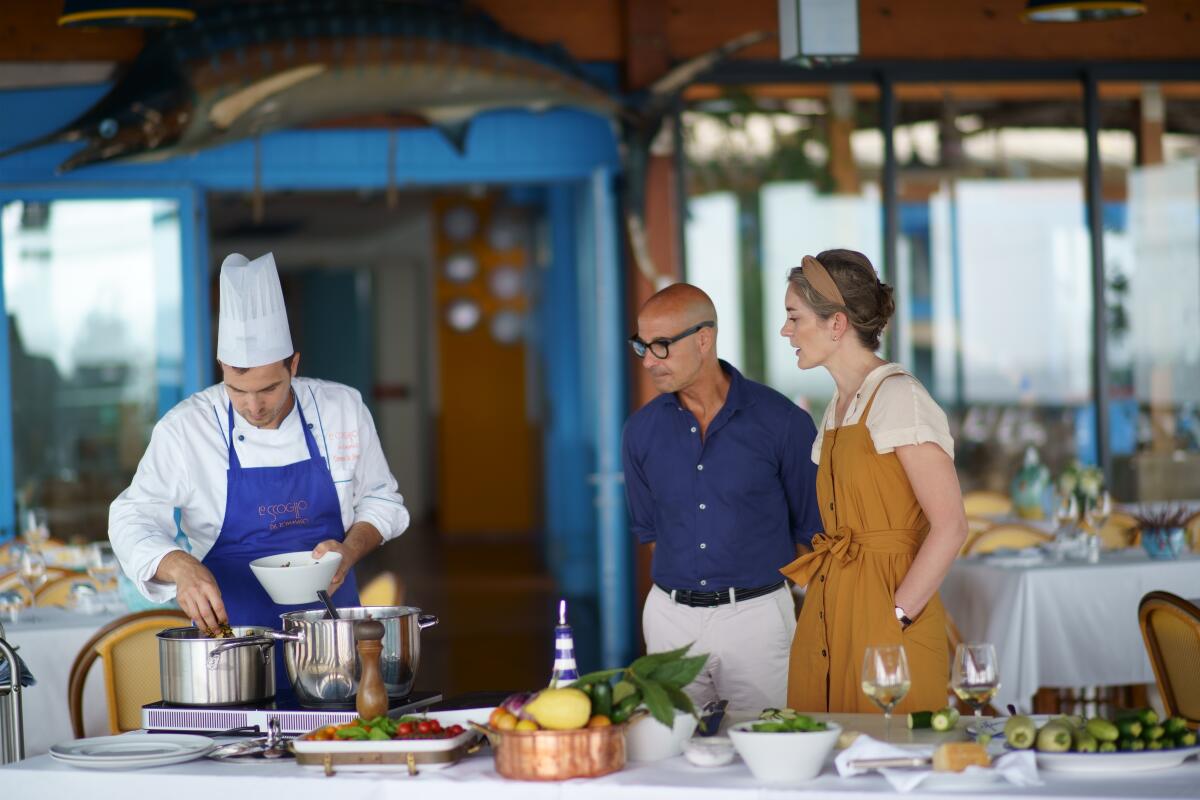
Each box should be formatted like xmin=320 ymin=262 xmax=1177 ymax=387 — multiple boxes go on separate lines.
xmin=216 ymin=252 xmax=294 ymax=368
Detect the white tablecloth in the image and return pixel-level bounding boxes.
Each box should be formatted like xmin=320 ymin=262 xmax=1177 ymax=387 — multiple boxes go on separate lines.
xmin=1 ymin=606 xmax=124 ymax=756
xmin=2 ymin=713 xmax=1197 ymax=800
xmin=941 ymin=549 xmax=1200 ymax=713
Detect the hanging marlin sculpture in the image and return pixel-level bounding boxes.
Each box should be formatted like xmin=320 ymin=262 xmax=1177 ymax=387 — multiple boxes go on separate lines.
xmin=0 ymin=0 xmax=762 ymax=284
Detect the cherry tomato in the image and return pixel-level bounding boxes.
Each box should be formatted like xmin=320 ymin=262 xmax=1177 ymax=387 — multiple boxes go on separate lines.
xmin=429 ymin=720 xmax=442 ymax=732
xmin=417 ymin=721 xmax=432 ymax=734
xmin=398 ymin=722 xmax=413 ymax=735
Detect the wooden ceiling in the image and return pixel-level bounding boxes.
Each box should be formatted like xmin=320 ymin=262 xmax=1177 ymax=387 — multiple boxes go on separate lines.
xmin=2 ymin=0 xmax=1197 ymax=68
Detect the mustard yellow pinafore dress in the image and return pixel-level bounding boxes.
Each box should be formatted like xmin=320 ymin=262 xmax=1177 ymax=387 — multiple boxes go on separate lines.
xmin=780 ymin=375 xmax=948 ymax=713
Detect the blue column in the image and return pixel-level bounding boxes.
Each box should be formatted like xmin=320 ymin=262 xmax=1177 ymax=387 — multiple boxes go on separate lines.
xmin=0 ymin=221 xmax=13 ymax=541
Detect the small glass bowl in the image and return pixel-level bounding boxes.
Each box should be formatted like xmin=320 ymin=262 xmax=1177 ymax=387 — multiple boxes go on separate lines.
xmin=682 ymin=735 xmax=736 ymax=767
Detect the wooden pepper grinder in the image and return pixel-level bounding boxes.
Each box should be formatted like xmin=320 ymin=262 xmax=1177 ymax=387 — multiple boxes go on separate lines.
xmin=354 ymin=619 xmax=388 ymax=720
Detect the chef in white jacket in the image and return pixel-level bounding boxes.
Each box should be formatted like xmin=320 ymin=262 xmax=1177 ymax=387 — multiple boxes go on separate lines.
xmin=109 ymin=252 xmax=409 ymax=633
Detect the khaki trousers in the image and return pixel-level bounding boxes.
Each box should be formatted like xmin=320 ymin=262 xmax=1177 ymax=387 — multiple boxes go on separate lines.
xmin=642 ymin=584 xmax=796 ymax=713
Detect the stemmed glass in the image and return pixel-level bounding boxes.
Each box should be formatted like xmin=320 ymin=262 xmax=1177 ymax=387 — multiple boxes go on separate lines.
xmin=950 ymin=643 xmax=1000 ymax=740
xmin=86 ymin=542 xmax=121 ymax=593
xmin=20 ymin=508 xmax=49 ymax=551
xmin=1054 ymin=492 xmax=1080 ymax=533
xmin=861 ymin=644 xmax=911 ymax=742
xmin=17 ymin=548 xmax=48 ymax=620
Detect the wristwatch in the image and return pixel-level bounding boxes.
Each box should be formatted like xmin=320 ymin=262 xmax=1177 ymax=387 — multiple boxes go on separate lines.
xmin=894 ymin=605 xmax=913 ymax=629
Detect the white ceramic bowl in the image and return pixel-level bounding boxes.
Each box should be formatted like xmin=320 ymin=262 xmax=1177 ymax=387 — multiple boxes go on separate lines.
xmin=625 ymin=709 xmax=698 ymax=762
xmin=248 ymin=550 xmax=341 ymax=605
xmin=727 ymin=720 xmax=840 ymax=784
xmin=682 ymin=735 xmax=736 ymax=767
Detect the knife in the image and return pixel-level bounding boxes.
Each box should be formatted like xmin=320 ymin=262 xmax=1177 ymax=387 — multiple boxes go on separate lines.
xmin=847 ymin=755 xmax=932 ymax=769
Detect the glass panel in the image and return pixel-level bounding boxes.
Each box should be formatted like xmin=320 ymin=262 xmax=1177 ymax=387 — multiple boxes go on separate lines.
xmin=896 ymin=82 xmax=1092 ymax=495
xmin=2 ymin=198 xmax=184 ymax=542
xmin=684 ymin=83 xmax=882 ymax=422
xmin=1098 ymin=83 xmax=1200 ymax=503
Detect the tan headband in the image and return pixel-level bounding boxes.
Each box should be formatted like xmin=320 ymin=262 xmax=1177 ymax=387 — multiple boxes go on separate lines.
xmin=800 ymin=256 xmax=846 ymax=307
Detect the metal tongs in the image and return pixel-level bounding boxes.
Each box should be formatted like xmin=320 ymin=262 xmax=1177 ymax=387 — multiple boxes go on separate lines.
xmin=208 ymin=717 xmax=289 ymax=761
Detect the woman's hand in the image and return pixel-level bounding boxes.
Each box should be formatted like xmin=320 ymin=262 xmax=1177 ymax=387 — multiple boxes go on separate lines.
xmin=893 ymin=442 xmax=968 ymax=618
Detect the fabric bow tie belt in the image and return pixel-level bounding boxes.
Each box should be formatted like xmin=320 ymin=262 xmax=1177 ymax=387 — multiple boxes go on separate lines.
xmin=781 ymin=526 xmax=925 ymax=587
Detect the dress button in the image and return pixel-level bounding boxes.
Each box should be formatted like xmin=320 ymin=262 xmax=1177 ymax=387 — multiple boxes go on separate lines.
xmin=828 ymin=502 xmax=834 ymax=510
xmin=697 ymin=464 xmax=704 ymax=471
xmin=819 ymin=575 xmax=825 ymax=582
xmin=821 ymin=649 xmax=827 ymax=657
xmin=699 ymin=543 xmax=707 ymax=550
xmin=699 ymin=503 xmax=706 ymax=510
xmin=700 ymin=580 xmax=707 ymax=587
xmin=819 ymin=611 xmax=824 ymax=619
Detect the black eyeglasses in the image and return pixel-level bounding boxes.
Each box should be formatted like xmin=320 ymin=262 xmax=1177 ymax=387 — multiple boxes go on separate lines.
xmin=628 ymin=321 xmax=715 ymax=359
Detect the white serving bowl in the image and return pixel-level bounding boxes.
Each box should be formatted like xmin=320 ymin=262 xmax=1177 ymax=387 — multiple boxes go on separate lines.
xmin=248 ymin=550 xmax=341 ymax=605
xmin=626 ymin=709 xmax=698 ymax=762
xmin=682 ymin=735 xmax=736 ymax=767
xmin=727 ymin=720 xmax=840 ymax=784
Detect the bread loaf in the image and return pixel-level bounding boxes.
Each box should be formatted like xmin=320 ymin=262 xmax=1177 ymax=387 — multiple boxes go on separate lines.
xmin=932 ymin=742 xmax=991 ymax=772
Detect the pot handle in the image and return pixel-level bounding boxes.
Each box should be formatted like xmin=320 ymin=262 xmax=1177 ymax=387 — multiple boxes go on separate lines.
xmin=417 ymin=614 xmax=439 ymax=630
xmin=206 ymin=631 xmax=304 ymax=668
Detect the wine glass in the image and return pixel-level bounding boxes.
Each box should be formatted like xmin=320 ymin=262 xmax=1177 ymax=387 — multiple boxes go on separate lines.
xmin=950 ymin=643 xmax=1000 ymax=740
xmin=861 ymin=644 xmax=911 ymax=741
xmin=1054 ymin=492 xmax=1080 ymax=532
xmin=86 ymin=542 xmax=121 ymax=593
xmin=20 ymin=508 xmax=50 ymax=551
xmin=17 ymin=548 xmax=48 ymax=620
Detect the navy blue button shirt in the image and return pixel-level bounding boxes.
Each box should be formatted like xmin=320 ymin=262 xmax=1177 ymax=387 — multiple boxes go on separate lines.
xmin=622 ymin=360 xmax=822 ymax=592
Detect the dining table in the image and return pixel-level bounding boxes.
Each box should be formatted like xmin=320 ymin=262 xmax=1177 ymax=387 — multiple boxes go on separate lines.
xmin=940 ymin=548 xmax=1200 ymax=714
xmin=1 ymin=710 xmax=1196 ymax=800
xmin=1 ymin=604 xmax=126 ymax=756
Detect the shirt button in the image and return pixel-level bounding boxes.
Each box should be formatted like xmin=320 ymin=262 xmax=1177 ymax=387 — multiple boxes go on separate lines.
xmin=700 ymin=580 xmax=707 ymax=587
xmin=237 ymin=434 xmax=245 ymax=441
xmin=699 ymin=503 xmax=706 ymax=510
xmin=690 ymin=426 xmax=697 ymax=433
xmin=697 ymin=464 xmax=704 ymax=471
xmin=307 ymin=423 xmax=314 ymax=429
xmin=699 ymin=543 xmax=707 ymax=550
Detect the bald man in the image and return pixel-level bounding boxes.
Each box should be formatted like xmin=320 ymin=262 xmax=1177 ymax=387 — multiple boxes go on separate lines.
xmin=622 ymin=284 xmax=821 ymax=712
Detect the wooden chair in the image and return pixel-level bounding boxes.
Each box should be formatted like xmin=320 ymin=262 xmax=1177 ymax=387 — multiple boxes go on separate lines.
xmin=1088 ymin=510 xmax=1140 ymax=550
xmin=959 ymin=517 xmax=995 ymax=556
xmin=965 ymin=524 xmax=1052 ymax=556
xmin=35 ymin=574 xmax=96 ymax=607
xmin=359 ymin=571 xmax=405 ymax=607
xmin=1186 ymin=510 xmax=1200 ymax=552
xmin=1138 ymin=591 xmax=1200 ymax=728
xmin=962 ymin=490 xmax=1013 ymax=518
xmin=67 ymin=609 xmax=190 ymax=737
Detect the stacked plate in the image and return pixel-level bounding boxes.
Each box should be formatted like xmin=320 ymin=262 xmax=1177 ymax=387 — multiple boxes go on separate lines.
xmin=49 ymin=734 xmax=215 ymax=770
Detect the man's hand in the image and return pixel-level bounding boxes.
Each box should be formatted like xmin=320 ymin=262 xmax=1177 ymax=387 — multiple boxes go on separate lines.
xmin=313 ymin=522 xmax=383 ymax=595
xmin=156 ymin=551 xmax=227 ymax=632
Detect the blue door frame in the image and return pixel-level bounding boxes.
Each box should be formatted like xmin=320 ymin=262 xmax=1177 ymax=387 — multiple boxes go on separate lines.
xmin=0 ymin=88 xmax=633 ymax=666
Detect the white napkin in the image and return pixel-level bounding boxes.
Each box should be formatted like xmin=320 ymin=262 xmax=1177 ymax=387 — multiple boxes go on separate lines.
xmin=834 ymin=735 xmax=1041 ymax=793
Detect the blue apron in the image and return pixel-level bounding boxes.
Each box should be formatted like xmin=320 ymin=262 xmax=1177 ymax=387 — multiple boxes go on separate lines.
xmin=202 ymin=396 xmax=360 ymax=632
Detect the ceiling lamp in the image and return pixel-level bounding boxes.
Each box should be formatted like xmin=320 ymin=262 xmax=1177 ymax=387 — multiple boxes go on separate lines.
xmin=1022 ymin=1 xmax=1147 ymax=22
xmin=58 ymin=1 xmax=195 ymax=28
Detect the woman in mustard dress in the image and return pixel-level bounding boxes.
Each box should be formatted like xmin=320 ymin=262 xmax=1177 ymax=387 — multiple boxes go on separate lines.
xmin=778 ymin=249 xmax=968 ymax=714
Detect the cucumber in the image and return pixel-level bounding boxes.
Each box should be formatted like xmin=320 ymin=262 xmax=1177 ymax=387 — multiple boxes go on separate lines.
xmin=932 ymin=707 xmax=960 ymax=732
xmin=1143 ymin=724 xmax=1165 ymax=742
xmin=1146 ymin=740 xmax=1164 ymax=751
xmin=1177 ymin=731 xmax=1197 ymax=748
xmin=1164 ymin=717 xmax=1189 ymax=736
xmin=610 ymin=693 xmax=641 ymax=724
xmin=1098 ymin=741 xmax=1117 ymax=753
xmin=1136 ymin=708 xmax=1159 ymax=728
xmin=1117 ymin=719 xmax=1143 ymax=739
xmin=590 ymin=681 xmax=613 ymax=719
xmin=1072 ymin=729 xmax=1098 ymax=753
xmin=1085 ymin=718 xmax=1120 ymax=742
xmin=908 ymin=711 xmax=933 ymax=729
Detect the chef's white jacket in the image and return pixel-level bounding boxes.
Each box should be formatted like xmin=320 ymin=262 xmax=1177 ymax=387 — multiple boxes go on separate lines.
xmin=109 ymin=377 xmax=410 ymax=603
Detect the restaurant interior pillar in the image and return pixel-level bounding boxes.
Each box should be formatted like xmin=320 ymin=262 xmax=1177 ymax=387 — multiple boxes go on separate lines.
xmin=828 ymin=84 xmax=860 ymax=195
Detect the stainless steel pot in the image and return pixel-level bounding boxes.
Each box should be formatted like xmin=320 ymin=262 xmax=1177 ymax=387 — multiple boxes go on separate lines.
xmin=279 ymin=606 xmax=438 ymax=707
xmin=157 ymin=626 xmax=301 ymax=706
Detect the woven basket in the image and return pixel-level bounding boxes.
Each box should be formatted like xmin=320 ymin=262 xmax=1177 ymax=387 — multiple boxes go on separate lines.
xmin=489 ymin=724 xmax=626 ymax=781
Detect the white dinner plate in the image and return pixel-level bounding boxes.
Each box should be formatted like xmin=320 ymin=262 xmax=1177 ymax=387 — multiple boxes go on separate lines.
xmin=918 ymin=768 xmax=1005 ymax=791
xmin=1035 ymin=745 xmax=1200 ymax=773
xmin=50 ymin=734 xmax=215 ymax=769
xmin=967 ymin=714 xmax=1056 ymax=737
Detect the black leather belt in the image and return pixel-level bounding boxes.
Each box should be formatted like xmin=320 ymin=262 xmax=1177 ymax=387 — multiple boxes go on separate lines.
xmin=656 ymin=581 xmax=785 ymax=608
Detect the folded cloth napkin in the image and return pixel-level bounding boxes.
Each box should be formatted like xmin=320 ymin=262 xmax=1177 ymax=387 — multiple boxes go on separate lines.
xmin=834 ymin=735 xmax=1040 ymax=793
xmin=0 ymin=637 xmax=37 ymax=689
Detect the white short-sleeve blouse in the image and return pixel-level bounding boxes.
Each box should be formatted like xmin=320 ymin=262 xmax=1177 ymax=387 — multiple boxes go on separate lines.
xmin=811 ymin=363 xmax=954 ymax=464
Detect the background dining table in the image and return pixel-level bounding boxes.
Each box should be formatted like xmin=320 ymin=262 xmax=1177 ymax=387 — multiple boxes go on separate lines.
xmin=940 ymin=548 xmax=1200 ymax=713
xmin=2 ymin=604 xmax=125 ymax=756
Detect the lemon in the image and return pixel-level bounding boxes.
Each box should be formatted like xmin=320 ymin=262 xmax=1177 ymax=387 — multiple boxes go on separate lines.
xmin=514 ymin=719 xmax=539 ymax=731
xmin=523 ymin=687 xmax=592 ymax=730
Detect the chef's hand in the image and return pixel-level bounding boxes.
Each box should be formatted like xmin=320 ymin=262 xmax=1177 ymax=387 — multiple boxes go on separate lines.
xmin=313 ymin=522 xmax=383 ymax=595
xmin=156 ymin=550 xmax=227 ymax=633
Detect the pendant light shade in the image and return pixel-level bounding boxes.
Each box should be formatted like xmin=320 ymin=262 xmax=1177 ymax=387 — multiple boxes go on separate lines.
xmin=1023 ymin=0 xmax=1147 ymax=22
xmin=58 ymin=0 xmax=195 ymax=27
